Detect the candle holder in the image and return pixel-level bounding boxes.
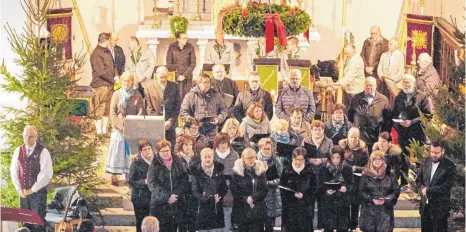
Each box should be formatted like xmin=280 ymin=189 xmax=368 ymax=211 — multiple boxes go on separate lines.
xmin=193 ymin=0 xmax=202 ymax=21
xmin=152 ymin=0 xmax=160 ymax=29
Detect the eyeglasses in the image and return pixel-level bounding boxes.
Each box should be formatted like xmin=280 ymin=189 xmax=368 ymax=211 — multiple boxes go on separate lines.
xmin=159 ymin=150 xmax=171 ymax=153
xmin=245 ymin=157 xmax=256 ymax=160
xmin=373 ymin=158 xmax=383 ymax=161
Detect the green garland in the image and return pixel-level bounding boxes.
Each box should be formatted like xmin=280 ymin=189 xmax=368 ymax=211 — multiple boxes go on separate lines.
xmin=222 ymin=3 xmax=311 ymax=38
xmin=169 ymin=16 xmax=189 ymax=37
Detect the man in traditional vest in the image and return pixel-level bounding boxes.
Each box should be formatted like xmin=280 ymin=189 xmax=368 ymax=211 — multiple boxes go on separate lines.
xmin=10 ymin=125 xmax=53 ymax=232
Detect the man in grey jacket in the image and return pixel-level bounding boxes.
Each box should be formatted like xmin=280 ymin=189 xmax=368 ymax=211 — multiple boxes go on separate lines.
xmin=180 ymin=73 xmax=227 ymax=143
xmin=417 ymin=53 xmax=440 ymax=97
xmin=276 ymin=69 xmax=316 ymax=123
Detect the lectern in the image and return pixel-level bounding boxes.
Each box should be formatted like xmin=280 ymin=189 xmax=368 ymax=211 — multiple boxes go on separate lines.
xmin=253 ymin=58 xmax=281 ymax=94
xmin=124 ymin=115 xmax=165 ymax=153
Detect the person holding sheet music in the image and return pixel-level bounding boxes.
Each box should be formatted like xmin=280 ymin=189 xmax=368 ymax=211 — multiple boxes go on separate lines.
xmin=324 ymin=103 xmax=353 ymax=145
xmin=257 ymin=138 xmax=283 ymax=232
xmin=211 ymin=64 xmax=239 ymax=117
xmin=318 ymin=146 xmax=353 ymax=232
xmin=212 ymin=132 xmax=240 ymax=232
xmin=180 ymin=73 xmax=227 ymax=144
xmin=239 ymin=102 xmax=271 ymax=144
xmin=288 ymin=107 xmax=311 ymax=147
xmin=222 ymin=118 xmax=246 ymax=155
xmin=280 ymin=147 xmax=317 ymax=232
xmin=231 ymin=148 xmax=268 ymax=232
xmin=359 ymin=151 xmax=400 ymax=232
xmin=106 ymin=72 xmax=143 ymax=185
xmin=145 ymin=66 xmax=181 ymax=149
xmin=338 ymin=127 xmax=369 ymax=231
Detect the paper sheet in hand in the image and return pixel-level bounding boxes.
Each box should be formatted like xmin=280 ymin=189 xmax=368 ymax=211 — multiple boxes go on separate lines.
xmin=124 ymin=115 xmax=165 ymax=153
xmin=392 ymin=119 xmax=405 ymax=123
xmin=222 ymin=93 xmax=234 ymax=108
xmin=276 ymin=142 xmax=298 ymax=158
xmin=353 ymin=173 xmax=362 ymax=177
xmin=324 ymin=181 xmax=342 ymax=191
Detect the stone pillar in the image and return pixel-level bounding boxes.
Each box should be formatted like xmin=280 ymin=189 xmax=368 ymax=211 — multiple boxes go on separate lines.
xmin=246 ymin=38 xmax=258 ymax=74
xmin=196 ymin=39 xmax=209 ymax=78
xmin=147 ymin=39 xmax=160 ymax=62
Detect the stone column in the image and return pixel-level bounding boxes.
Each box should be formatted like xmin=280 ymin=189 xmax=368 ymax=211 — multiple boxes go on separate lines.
xmin=147 ymin=39 xmax=160 ymax=62
xmin=196 ymin=39 xmax=209 ymax=78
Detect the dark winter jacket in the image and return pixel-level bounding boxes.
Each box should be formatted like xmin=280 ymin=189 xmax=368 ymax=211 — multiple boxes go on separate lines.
xmin=276 ymin=85 xmax=316 ymax=123
xmin=257 ymin=152 xmax=283 ymax=218
xmin=190 ymin=161 xmax=228 ymax=230
xmin=113 ymin=45 xmax=126 ymax=76
xmin=166 ymin=42 xmax=196 ymax=80
xmin=288 ymin=120 xmax=311 ymax=146
xmin=339 ymin=139 xmax=369 ymax=204
xmin=347 ymin=91 xmax=391 ymax=146
xmin=90 ymin=45 xmax=115 ymax=88
xmin=359 ymin=173 xmax=400 ymax=232
xmin=318 ymin=161 xmax=353 ymax=230
xmin=147 ymin=154 xmax=189 ymax=224
xmin=214 ymin=149 xmax=240 ymax=207
xmin=144 ymin=80 xmax=181 ymax=130
xmin=234 ymin=88 xmax=274 ymax=122
xmin=373 ymin=143 xmax=403 ymax=181
xmin=231 ymin=159 xmax=268 ymax=224
xmin=180 ymin=86 xmax=227 ymax=141
xmin=324 ymin=115 xmax=353 ymax=145
xmin=280 ymin=164 xmax=317 ymax=232
xmin=392 ymin=90 xmax=433 ymax=146
xmin=128 ymin=156 xmax=151 ymax=206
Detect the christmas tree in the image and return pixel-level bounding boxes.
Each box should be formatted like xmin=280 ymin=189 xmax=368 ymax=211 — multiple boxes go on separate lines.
xmin=0 ymin=0 xmax=107 ymax=215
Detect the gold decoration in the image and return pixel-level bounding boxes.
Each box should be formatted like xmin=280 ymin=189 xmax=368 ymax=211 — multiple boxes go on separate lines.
xmin=51 ymin=24 xmax=67 ymax=42
xmin=193 ymin=0 xmax=202 ymax=21
xmin=152 ymin=0 xmax=160 ymax=29
xmin=176 ymin=0 xmax=181 ymax=16
xmin=411 ymin=30 xmax=427 ymax=49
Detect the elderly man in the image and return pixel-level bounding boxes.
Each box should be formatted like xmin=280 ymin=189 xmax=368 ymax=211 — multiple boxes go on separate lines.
xmin=377 ymin=37 xmax=405 ymax=100
xmin=10 ymin=125 xmax=53 ymax=232
xmin=334 ymin=44 xmax=366 ymax=107
xmin=180 ymin=73 xmax=227 ymax=143
xmin=126 ymin=36 xmax=155 ymax=96
xmin=109 ymin=32 xmax=125 ymax=80
xmin=167 ymin=32 xmax=197 ymax=98
xmin=392 ymin=74 xmax=433 ymax=187
xmin=234 ymin=71 xmax=273 ymax=122
xmin=90 ymin=33 xmax=115 ymax=135
xmin=348 ymin=77 xmax=390 ymax=150
xmin=276 ymin=69 xmax=316 ymax=122
xmin=361 ymin=26 xmax=389 ymax=79
xmin=210 ymin=64 xmax=239 ymax=114
xmin=204 ymin=30 xmax=236 ymax=69
xmin=143 ymin=66 xmax=181 ymax=148
xmin=417 ymin=53 xmax=440 ymax=97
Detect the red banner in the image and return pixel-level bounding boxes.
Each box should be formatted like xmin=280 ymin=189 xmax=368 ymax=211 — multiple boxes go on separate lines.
xmin=405 ymin=14 xmax=434 ymax=66
xmin=47 ymin=8 xmax=73 ymax=60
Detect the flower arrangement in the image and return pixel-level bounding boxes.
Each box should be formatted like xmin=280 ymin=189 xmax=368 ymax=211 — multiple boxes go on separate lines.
xmin=169 ymin=16 xmax=189 ymax=37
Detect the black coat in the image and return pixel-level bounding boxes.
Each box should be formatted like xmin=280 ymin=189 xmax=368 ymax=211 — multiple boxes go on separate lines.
xmin=147 ymin=155 xmax=189 ymax=224
xmin=324 ymin=115 xmax=353 ymax=145
xmin=416 ymin=156 xmax=456 ymax=219
xmin=163 ymin=81 xmax=181 ymax=129
xmin=190 ymin=161 xmax=228 ymax=230
xmin=128 ymin=156 xmax=151 ymax=206
xmin=359 ymin=173 xmax=400 ymax=232
xmin=113 ymin=45 xmax=126 ymax=76
xmin=231 ymin=159 xmax=268 ymax=224
xmin=373 ymin=143 xmax=404 ymax=181
xmin=392 ymin=90 xmax=433 ymax=146
xmin=339 ymin=139 xmax=369 ymax=204
xmin=280 ymin=165 xmax=317 ymax=232
xmin=318 ymin=162 xmax=353 ymax=230
xmin=347 ymin=91 xmax=391 ymax=146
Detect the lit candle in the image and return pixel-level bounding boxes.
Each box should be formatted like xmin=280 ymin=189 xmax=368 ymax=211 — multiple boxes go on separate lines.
xmin=241 ymin=3 xmax=247 ymax=17
xmin=282 ymin=0 xmax=287 ymax=4
xmin=290 ymin=4 xmax=296 ymax=16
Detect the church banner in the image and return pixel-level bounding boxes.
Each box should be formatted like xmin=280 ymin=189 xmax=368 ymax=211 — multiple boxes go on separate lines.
xmin=405 ymin=14 xmax=434 ymax=66
xmin=47 ymin=8 xmax=73 ymax=60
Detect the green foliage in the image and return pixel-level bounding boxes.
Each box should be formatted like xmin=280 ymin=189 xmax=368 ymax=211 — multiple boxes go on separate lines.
xmin=0 ymin=0 xmax=106 ymax=215
xmin=169 ymin=16 xmax=189 ymax=37
xmin=222 ymin=3 xmax=311 ymax=38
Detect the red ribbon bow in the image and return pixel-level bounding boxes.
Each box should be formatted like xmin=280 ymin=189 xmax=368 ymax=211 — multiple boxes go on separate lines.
xmin=264 ymin=14 xmax=287 ymax=53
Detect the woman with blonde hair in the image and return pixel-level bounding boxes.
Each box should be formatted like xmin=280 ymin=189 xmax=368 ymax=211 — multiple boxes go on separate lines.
xmin=106 ymin=72 xmax=143 ymax=185
xmin=222 ymin=118 xmax=245 ymax=154
xmin=359 ymin=151 xmax=400 ymax=232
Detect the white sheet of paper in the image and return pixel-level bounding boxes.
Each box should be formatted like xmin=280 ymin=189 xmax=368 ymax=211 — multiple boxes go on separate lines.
xmin=392 ymin=119 xmax=405 ymax=123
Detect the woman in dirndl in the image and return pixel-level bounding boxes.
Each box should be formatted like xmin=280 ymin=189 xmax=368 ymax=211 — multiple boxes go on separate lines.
xmin=106 ymin=72 xmax=143 ymax=185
